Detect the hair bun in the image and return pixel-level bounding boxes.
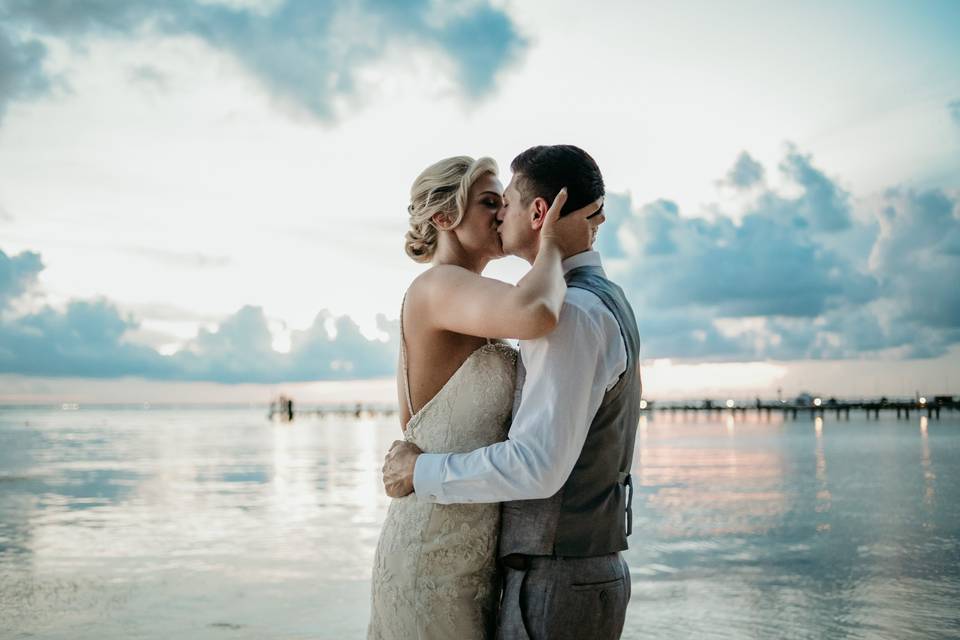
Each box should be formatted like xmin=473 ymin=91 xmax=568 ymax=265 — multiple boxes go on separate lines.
xmin=404 ymin=222 xmax=437 ymax=263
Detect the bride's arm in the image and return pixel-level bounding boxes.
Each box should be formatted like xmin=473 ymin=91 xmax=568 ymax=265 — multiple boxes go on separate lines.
xmin=419 ymin=190 xmax=602 ymax=340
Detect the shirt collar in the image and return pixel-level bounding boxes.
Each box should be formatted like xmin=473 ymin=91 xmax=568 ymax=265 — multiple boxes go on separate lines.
xmin=561 ymin=250 xmax=604 ymax=276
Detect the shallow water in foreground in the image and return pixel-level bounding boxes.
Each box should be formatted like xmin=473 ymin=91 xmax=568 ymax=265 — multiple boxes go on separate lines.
xmin=1 ymin=406 xmax=958 ymax=639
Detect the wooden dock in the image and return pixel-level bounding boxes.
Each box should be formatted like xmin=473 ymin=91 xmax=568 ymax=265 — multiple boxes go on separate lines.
xmin=639 ymin=396 xmax=957 ymax=420
xmin=268 ymin=401 xmax=398 ymax=421
xmin=268 ymin=395 xmax=957 ymax=421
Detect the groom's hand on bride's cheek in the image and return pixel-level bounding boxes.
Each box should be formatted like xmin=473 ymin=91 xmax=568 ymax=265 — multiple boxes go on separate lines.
xmin=382 ymin=440 xmax=422 ymax=498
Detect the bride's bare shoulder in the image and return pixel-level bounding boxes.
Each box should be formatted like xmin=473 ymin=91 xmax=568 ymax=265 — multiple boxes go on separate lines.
xmin=410 ymin=264 xmax=479 ymax=295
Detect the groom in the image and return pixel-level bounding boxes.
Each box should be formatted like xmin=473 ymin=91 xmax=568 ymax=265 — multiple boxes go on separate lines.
xmin=383 ymin=144 xmax=642 ymax=639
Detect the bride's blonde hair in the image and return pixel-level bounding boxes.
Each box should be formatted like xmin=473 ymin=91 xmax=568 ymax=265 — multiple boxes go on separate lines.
xmin=405 ymin=155 xmax=498 ymax=263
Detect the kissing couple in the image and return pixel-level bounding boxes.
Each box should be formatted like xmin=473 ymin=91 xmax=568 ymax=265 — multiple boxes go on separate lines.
xmin=369 ymin=145 xmax=642 ymax=640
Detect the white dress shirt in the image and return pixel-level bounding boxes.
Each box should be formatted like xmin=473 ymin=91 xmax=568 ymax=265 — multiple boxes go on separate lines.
xmin=412 ymin=250 xmax=628 ymax=504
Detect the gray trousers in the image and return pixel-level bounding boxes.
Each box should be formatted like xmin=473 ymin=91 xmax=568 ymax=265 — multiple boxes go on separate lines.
xmin=495 ymin=552 xmax=631 ymax=640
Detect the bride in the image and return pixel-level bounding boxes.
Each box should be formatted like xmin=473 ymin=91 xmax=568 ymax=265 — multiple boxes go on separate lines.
xmin=367 ymin=155 xmax=600 ymax=639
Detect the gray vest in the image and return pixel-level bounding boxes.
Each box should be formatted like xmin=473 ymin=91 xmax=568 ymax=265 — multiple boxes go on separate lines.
xmin=499 ymin=265 xmax=642 ymax=558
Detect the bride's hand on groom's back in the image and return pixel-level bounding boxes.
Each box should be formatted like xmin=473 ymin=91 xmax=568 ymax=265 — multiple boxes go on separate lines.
xmin=540 ymin=188 xmax=605 ymax=257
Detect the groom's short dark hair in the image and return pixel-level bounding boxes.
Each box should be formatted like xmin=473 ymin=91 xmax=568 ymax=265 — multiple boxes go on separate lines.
xmin=510 ymin=145 xmax=605 ymax=217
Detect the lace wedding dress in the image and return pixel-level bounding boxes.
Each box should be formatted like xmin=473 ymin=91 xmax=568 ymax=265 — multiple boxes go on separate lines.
xmin=367 ymin=300 xmax=517 ymax=640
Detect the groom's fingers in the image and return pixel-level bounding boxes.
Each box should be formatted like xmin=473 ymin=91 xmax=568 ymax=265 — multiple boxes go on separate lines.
xmin=382 ymin=440 xmax=401 ymax=479
xmin=382 ymin=440 xmax=419 ymax=497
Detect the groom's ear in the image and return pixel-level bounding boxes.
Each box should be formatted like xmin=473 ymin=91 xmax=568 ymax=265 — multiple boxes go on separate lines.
xmin=529 ymin=197 xmax=549 ymax=230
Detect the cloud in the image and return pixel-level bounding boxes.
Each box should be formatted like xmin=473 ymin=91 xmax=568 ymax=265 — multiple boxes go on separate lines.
xmin=0 ymin=25 xmax=54 ymax=122
xmin=286 ymin=311 xmax=398 ymax=379
xmin=615 ymin=192 xmax=874 ymax=318
xmin=593 ymin=192 xmax=632 ymax=259
xmin=599 ymin=144 xmax=960 ymax=361
xmin=127 ymin=64 xmax=169 ymax=91
xmin=723 ymin=151 xmax=765 ymax=189
xmin=170 ymin=304 xmax=282 ymax=382
xmin=777 ymin=143 xmax=852 ymax=232
xmin=0 ymin=297 xmax=173 ymax=378
xmin=870 ymin=187 xmax=960 ymax=330
xmin=0 ymin=0 xmax=527 ymax=122
xmin=629 ymin=307 xmax=749 ymax=361
xmin=170 ymin=305 xmax=397 ymax=382
xmin=0 ymin=246 xmax=396 ymax=382
xmin=0 ymin=248 xmax=43 ymax=310
xmin=3 ymin=144 xmax=958 ymax=381
xmin=950 ymin=99 xmax=960 ymax=127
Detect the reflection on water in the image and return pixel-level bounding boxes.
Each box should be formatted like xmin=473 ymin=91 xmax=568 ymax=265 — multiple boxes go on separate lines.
xmin=1 ymin=407 xmax=958 ymax=639
xmin=626 ymin=411 xmax=960 ymax=640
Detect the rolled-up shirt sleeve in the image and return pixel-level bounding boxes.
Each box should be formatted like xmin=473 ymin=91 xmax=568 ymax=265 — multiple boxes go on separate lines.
xmin=412 ymin=296 xmax=624 ymax=504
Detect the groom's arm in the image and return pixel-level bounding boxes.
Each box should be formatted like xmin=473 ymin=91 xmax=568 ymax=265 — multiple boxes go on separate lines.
xmin=410 ymin=292 xmax=627 ymax=504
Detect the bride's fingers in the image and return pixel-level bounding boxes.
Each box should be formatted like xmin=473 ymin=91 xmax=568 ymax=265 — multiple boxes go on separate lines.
xmin=544 ymin=187 xmax=569 ymax=222
xmin=591 ymin=214 xmax=603 ymax=236
xmin=570 ymin=195 xmax=604 ymax=219
xmin=547 ymin=192 xmax=605 ymax=223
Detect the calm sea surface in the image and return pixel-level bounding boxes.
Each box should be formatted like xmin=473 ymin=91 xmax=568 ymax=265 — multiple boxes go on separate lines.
xmin=1 ymin=406 xmax=958 ymax=639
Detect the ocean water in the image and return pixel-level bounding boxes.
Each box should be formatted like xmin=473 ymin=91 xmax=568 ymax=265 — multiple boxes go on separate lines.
xmin=0 ymin=406 xmax=958 ymax=639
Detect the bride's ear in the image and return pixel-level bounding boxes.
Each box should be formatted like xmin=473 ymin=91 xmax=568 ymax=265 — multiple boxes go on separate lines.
xmin=431 ymin=211 xmax=454 ymax=230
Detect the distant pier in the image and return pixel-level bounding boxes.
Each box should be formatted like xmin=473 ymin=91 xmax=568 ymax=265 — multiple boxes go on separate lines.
xmin=269 ymin=394 xmax=958 ymax=422
xmin=268 ymin=398 xmax=398 ymax=421
xmin=638 ymin=395 xmax=957 ymax=421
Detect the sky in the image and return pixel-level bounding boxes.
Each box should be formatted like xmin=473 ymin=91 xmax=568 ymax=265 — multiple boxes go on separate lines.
xmin=1 ymin=0 xmax=959 ymax=404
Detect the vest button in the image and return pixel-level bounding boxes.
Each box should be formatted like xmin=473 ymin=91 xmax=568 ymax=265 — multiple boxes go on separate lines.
xmin=599 ymin=590 xmax=608 ymax=602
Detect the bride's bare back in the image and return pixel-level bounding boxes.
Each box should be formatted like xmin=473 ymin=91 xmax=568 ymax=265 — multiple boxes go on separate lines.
xmin=398 ymin=277 xmax=490 ymax=429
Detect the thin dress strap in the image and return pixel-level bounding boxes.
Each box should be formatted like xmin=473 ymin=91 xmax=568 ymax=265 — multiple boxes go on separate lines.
xmin=399 ymin=291 xmax=415 ymax=417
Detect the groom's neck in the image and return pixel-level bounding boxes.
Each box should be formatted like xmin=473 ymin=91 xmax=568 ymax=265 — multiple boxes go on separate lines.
xmin=519 ymin=236 xmax=539 ymax=265
xmin=518 ymin=240 xmax=594 ymax=266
